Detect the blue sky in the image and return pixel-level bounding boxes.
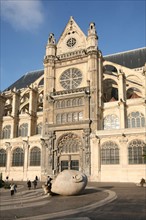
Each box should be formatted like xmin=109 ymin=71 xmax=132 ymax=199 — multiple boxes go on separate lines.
xmin=0 ymin=0 xmax=146 ymax=91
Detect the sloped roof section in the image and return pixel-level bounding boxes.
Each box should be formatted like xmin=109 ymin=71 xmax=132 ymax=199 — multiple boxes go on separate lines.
xmin=4 ymin=48 xmax=146 ymax=92
xmin=4 ymin=69 xmax=44 ymax=91
xmin=104 ymin=47 xmax=146 ymax=69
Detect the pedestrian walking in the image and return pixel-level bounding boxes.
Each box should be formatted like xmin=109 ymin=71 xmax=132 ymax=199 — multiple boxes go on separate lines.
xmin=10 ymin=183 xmax=15 ymax=196
xmin=27 ymin=180 xmax=31 ymax=190
xmin=33 ymin=179 xmax=37 ymax=189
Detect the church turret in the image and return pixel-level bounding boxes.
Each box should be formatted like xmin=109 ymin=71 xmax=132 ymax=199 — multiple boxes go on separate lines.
xmin=87 ymin=22 xmax=98 ymax=52
xmin=46 ymin=33 xmax=56 ymax=57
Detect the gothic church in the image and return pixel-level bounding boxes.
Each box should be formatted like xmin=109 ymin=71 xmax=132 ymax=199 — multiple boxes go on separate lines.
xmin=0 ymin=17 xmax=146 ymax=182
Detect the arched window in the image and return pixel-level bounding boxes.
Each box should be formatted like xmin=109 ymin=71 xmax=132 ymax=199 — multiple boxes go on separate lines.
xmin=56 ymin=114 xmax=61 ymax=124
xmin=12 ymin=147 xmax=24 ymax=166
xmin=78 ymin=98 xmax=83 ymax=106
xmin=128 ymin=112 xmax=145 ymax=128
xmin=58 ymin=133 xmax=81 ymax=153
xmin=3 ymin=125 xmax=11 ymax=139
xmin=67 ymin=113 xmax=72 ymax=122
xmin=128 ymin=140 xmax=146 ymax=164
xmin=78 ymin=112 xmax=83 ymax=120
xmin=66 ymin=99 xmax=71 ymax=107
xmin=19 ymin=123 xmax=28 ymax=137
xmin=30 ymin=147 xmax=41 ymax=166
xmin=56 ymin=101 xmax=61 ymax=109
xmin=61 ymin=100 xmax=65 ymax=108
xmin=36 ymin=123 xmax=42 ymax=135
xmin=72 ymin=112 xmax=78 ymax=121
xmin=104 ymin=114 xmax=120 ymax=130
xmin=101 ymin=141 xmax=119 ymax=164
xmin=0 ymin=149 xmax=7 ymax=167
xmin=62 ymin=113 xmax=66 ymax=123
xmin=72 ymin=99 xmax=77 ymax=106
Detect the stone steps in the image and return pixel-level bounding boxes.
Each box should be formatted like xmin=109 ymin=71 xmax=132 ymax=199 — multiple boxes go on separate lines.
xmin=0 ymin=188 xmax=50 ymax=211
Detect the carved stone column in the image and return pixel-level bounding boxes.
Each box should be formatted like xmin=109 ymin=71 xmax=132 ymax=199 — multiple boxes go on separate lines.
xmin=82 ymin=128 xmax=91 ymax=176
xmin=40 ymin=139 xmax=48 ymax=175
xmin=40 ymin=131 xmax=56 ymax=177
xmin=23 ymin=140 xmax=29 ymax=180
xmin=90 ymin=134 xmax=101 ymax=181
xmin=118 ymin=71 xmax=126 ymax=129
xmin=119 ymin=135 xmax=128 ymax=181
xmin=47 ymin=131 xmax=56 ymax=173
xmin=5 ymin=142 xmax=12 ymax=175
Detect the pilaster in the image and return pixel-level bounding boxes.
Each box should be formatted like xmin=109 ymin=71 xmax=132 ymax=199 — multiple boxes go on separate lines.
xmin=23 ymin=140 xmax=29 ymax=180
xmin=5 ymin=142 xmax=12 ymax=175
xmin=118 ymin=71 xmax=126 ymax=129
xmin=90 ymin=133 xmax=101 ymax=181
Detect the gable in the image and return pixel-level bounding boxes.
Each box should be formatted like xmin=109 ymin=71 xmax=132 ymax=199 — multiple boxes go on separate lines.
xmin=57 ymin=16 xmax=87 ymax=56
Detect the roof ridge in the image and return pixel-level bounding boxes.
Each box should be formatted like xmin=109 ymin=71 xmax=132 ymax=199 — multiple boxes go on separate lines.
xmin=104 ymin=47 xmax=146 ymax=57
xmin=24 ymin=69 xmax=44 ymax=75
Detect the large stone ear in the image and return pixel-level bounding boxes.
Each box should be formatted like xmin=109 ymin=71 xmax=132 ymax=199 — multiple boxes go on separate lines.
xmin=72 ymin=174 xmax=83 ymax=183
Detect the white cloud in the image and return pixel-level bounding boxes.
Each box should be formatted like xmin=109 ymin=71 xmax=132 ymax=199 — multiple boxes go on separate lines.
xmin=1 ymin=0 xmax=44 ymax=32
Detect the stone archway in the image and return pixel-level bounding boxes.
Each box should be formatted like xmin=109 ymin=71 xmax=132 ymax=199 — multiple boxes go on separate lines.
xmin=56 ymin=132 xmax=83 ymax=172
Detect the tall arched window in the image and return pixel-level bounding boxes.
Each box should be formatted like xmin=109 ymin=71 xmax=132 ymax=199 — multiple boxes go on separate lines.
xmin=104 ymin=114 xmax=120 ymax=130
xmin=56 ymin=114 xmax=61 ymax=124
xmin=30 ymin=147 xmax=41 ymax=166
xmin=101 ymin=141 xmax=119 ymax=164
xmin=127 ymin=112 xmax=145 ymax=128
xmin=78 ymin=112 xmax=83 ymax=120
xmin=19 ymin=123 xmax=28 ymax=137
xmin=12 ymin=147 xmax=24 ymax=166
xmin=0 ymin=149 xmax=7 ymax=167
xmin=67 ymin=113 xmax=72 ymax=122
xmin=128 ymin=140 xmax=146 ymax=164
xmin=62 ymin=113 xmax=66 ymax=123
xmin=3 ymin=125 xmax=11 ymax=139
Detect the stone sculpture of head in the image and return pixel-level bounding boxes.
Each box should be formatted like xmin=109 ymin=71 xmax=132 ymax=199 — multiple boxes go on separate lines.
xmin=51 ymin=170 xmax=88 ymax=196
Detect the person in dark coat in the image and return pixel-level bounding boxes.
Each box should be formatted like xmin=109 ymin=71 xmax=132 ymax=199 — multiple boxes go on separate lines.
xmin=33 ymin=179 xmax=37 ymax=189
xmin=47 ymin=176 xmax=52 ymax=193
xmin=27 ymin=180 xmax=31 ymax=190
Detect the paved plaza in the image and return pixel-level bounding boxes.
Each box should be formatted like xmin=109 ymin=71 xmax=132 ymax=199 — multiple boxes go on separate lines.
xmin=0 ymin=181 xmax=146 ymax=220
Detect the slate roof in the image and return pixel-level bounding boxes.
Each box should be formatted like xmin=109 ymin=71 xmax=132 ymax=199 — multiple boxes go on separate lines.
xmin=104 ymin=47 xmax=146 ymax=69
xmin=4 ymin=48 xmax=146 ymax=92
xmin=4 ymin=69 xmax=44 ymax=91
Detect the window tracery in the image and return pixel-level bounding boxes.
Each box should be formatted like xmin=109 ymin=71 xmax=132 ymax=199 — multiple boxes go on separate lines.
xmin=30 ymin=147 xmax=41 ymax=166
xmin=128 ymin=111 xmax=145 ymax=128
xmin=101 ymin=141 xmax=119 ymax=164
xmin=19 ymin=123 xmax=28 ymax=137
xmin=3 ymin=125 xmax=11 ymax=139
xmin=128 ymin=140 xmax=146 ymax=164
xmin=60 ymin=68 xmax=82 ymax=90
xmin=58 ymin=133 xmax=81 ymax=154
xmin=56 ymin=111 xmax=83 ymax=124
xmin=36 ymin=123 xmax=42 ymax=135
xmin=56 ymin=97 xmax=83 ymax=109
xmin=104 ymin=114 xmax=120 ymax=130
xmin=12 ymin=147 xmax=24 ymax=166
xmin=0 ymin=149 xmax=7 ymax=167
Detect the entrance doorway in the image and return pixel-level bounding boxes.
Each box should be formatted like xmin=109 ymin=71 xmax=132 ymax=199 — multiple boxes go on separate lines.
xmin=61 ymin=159 xmax=79 ymax=171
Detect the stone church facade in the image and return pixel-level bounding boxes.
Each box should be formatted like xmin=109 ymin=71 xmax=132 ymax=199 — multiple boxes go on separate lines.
xmin=0 ymin=17 xmax=146 ymax=182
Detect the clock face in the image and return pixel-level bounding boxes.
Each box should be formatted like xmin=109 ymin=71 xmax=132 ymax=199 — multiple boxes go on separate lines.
xmin=60 ymin=68 xmax=82 ymax=90
xmin=66 ymin=38 xmax=76 ymax=48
